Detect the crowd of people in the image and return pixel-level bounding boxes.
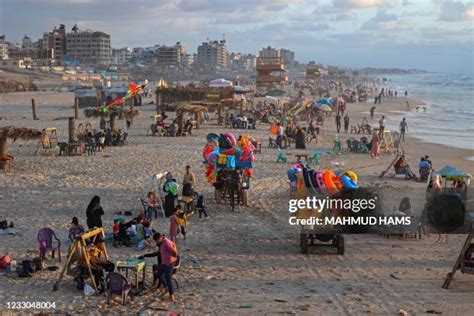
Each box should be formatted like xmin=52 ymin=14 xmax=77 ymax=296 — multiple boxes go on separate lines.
xmin=64 ymin=164 xmax=210 ymax=303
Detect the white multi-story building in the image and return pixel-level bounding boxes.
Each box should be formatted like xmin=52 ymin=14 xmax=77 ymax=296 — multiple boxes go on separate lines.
xmin=157 ymin=42 xmax=186 ymax=67
xmin=197 ymin=40 xmax=229 ymax=70
xmin=22 ymin=35 xmax=34 ymax=50
xmin=66 ymin=24 xmax=111 ymax=65
xmin=0 ymin=35 xmax=8 ymax=59
xmin=280 ymin=48 xmax=295 ymax=69
xmin=112 ymin=47 xmax=132 ymax=65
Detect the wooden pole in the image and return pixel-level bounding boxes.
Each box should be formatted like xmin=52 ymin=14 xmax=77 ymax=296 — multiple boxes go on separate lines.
xmin=130 ymin=97 xmax=135 ymax=124
xmin=157 ymin=90 xmax=162 ymax=114
xmin=68 ymin=117 xmax=77 ymax=143
xmin=0 ymin=137 xmax=7 ymax=157
xmin=31 ymin=98 xmax=38 ymax=120
xmin=110 ymin=113 xmax=117 ymax=131
xmin=194 ymin=112 xmax=200 ymax=129
xmin=74 ymin=97 xmax=79 ymax=119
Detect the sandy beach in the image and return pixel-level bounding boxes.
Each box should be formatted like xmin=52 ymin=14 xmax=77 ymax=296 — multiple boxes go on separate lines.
xmin=1 ymin=90 xmax=474 ymax=315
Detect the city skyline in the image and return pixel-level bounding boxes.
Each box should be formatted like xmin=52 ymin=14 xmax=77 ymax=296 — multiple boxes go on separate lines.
xmin=1 ymin=0 xmax=473 ymax=74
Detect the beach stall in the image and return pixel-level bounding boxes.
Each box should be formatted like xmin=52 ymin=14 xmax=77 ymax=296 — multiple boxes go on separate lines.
xmin=0 ymin=126 xmax=43 ymax=172
xmin=202 ymin=132 xmax=254 ymax=210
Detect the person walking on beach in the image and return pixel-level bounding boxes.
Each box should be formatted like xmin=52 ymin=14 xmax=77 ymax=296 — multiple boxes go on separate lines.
xmin=343 ymin=114 xmax=350 ymax=133
xmin=335 ymin=113 xmax=342 ymax=133
xmin=378 ymin=115 xmax=385 ymax=137
xmin=86 ymin=196 xmax=104 ymax=229
xmin=405 ymin=90 xmax=408 ymax=98
xmin=182 ymin=165 xmax=196 ymax=197
xmin=370 ymin=106 xmax=376 ymax=118
xmin=370 ymin=132 xmax=381 ymax=159
xmin=399 ymin=118 xmax=408 ymax=141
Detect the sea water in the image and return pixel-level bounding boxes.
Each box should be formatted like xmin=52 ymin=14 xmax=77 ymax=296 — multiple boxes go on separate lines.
xmin=385 ymin=73 xmax=474 ymax=153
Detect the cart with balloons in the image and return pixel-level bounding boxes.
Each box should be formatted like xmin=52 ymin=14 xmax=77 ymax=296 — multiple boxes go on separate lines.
xmin=287 ymin=163 xmax=361 ymax=255
xmin=202 ymin=132 xmax=255 ymax=210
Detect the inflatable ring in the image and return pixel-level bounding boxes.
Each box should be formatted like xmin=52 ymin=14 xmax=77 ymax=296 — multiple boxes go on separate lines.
xmin=323 ymin=170 xmax=343 ymax=192
xmin=340 ymin=170 xmax=358 ymax=183
xmin=341 ymin=175 xmax=359 ymax=189
xmin=308 ymin=169 xmax=318 ymax=188
xmin=206 ymin=133 xmax=219 ymax=142
xmin=296 ymin=172 xmax=304 ymax=189
xmin=224 ymin=132 xmax=237 ymax=146
xmin=316 ymin=171 xmax=325 ymax=190
xmin=303 ymin=168 xmax=312 ymax=189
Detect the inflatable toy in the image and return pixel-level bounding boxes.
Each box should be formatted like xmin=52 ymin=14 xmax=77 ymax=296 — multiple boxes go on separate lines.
xmin=202 ymin=131 xmax=255 ymax=184
xmin=340 ymin=170 xmax=358 ymax=183
xmin=341 ymin=175 xmax=359 ymax=189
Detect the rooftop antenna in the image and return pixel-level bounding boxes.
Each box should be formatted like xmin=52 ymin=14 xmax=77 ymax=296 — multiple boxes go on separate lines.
xmin=223 ymin=33 xmax=225 ymax=41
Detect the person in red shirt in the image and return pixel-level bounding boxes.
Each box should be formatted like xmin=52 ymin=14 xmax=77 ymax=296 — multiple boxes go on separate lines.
xmin=154 ymin=233 xmax=178 ymax=302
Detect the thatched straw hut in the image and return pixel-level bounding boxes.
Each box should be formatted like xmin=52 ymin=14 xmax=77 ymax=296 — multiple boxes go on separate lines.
xmin=156 ymin=86 xmax=234 ymax=110
xmin=0 ymin=126 xmax=43 ymax=171
xmin=176 ymin=104 xmax=207 ymax=129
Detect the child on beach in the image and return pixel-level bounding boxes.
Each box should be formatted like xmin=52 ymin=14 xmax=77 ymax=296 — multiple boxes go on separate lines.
xmin=144 ymin=192 xmax=158 ymax=222
xmin=68 ymin=217 xmax=84 ymax=242
xmin=196 ymin=193 xmax=209 ymax=219
xmin=169 ymin=208 xmax=180 ymax=242
xmin=175 ymin=205 xmax=187 ymax=240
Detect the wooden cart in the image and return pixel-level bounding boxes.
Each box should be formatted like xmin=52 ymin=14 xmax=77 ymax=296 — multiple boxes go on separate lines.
xmin=300 ymin=226 xmax=344 ymax=255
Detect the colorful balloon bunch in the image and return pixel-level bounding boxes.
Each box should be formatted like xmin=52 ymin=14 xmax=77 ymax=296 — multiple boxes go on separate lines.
xmin=100 ymin=83 xmax=146 ymax=112
xmin=202 ymin=132 xmax=255 ymax=183
xmin=288 ymin=164 xmax=359 ymax=194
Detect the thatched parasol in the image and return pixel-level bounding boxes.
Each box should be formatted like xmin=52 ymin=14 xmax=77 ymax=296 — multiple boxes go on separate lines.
xmin=0 ymin=126 xmax=43 ymax=157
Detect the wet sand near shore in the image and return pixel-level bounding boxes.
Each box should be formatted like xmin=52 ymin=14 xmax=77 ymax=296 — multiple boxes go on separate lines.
xmin=0 ymin=91 xmax=473 ymax=315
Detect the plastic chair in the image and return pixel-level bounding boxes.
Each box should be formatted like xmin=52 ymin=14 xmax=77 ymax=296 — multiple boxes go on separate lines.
xmin=37 ymin=228 xmax=61 ymax=261
xmin=172 ymin=255 xmax=181 ymax=289
xmin=106 ymin=272 xmax=132 ymax=306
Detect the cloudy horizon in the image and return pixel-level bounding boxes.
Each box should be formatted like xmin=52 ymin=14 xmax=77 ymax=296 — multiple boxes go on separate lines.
xmin=0 ymin=0 xmax=473 ymax=74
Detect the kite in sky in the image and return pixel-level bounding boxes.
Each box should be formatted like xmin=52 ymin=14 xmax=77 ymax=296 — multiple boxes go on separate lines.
xmin=100 ymin=83 xmax=146 ymax=112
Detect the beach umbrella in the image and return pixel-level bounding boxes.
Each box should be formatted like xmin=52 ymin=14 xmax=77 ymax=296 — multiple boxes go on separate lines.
xmin=320 ymin=105 xmax=332 ymax=112
xmin=434 ymin=166 xmax=469 ymax=181
xmin=317 ymin=98 xmax=330 ymax=105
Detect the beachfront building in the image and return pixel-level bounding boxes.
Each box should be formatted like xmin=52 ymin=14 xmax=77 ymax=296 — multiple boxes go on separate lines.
xmin=111 ymin=47 xmax=132 ymax=65
xmin=255 ymin=56 xmax=287 ymax=91
xmin=0 ymin=59 xmax=26 ymax=70
xmin=181 ymin=53 xmax=195 ymax=68
xmin=0 ymin=35 xmax=8 ymax=59
xmin=280 ymin=48 xmax=295 ymax=69
xmin=66 ymin=24 xmax=111 ymax=66
xmin=230 ymin=53 xmax=257 ymax=71
xmin=21 ymin=35 xmax=34 ymax=50
xmin=196 ymin=40 xmax=229 ymax=70
xmin=259 ymin=46 xmax=280 ymax=58
xmin=157 ymin=42 xmax=186 ymax=67
xmin=42 ymin=24 xmax=67 ymax=60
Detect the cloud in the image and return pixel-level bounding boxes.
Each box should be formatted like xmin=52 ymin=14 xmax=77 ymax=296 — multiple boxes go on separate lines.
xmin=361 ymin=10 xmax=399 ymax=30
xmin=434 ymin=0 xmax=474 ymax=21
xmin=333 ymin=0 xmax=393 ymax=9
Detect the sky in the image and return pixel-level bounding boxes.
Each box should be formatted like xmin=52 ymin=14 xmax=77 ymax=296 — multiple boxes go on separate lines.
xmin=0 ymin=0 xmax=473 ymax=74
